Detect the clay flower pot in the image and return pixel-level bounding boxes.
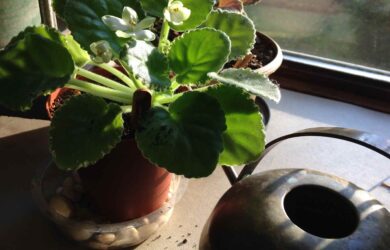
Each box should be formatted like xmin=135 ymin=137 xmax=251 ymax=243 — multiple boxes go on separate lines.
xmin=46 ymin=87 xmax=80 ymax=119
xmin=200 ymin=169 xmax=390 ymax=250
xmin=78 ymin=138 xmax=172 ymax=222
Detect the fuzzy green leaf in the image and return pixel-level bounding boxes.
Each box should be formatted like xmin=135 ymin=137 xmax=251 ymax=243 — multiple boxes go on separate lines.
xmin=0 ymin=34 xmax=74 ymax=111
xmin=7 ymin=25 xmax=90 ymax=67
xmin=203 ymin=9 xmax=256 ymax=59
xmin=168 ymin=28 xmax=230 ymax=84
xmin=63 ymin=0 xmax=144 ymax=55
xmin=122 ymin=40 xmax=170 ymax=90
xmin=139 ymin=0 xmax=168 ymax=17
xmin=136 ymin=92 xmax=226 ymax=178
xmin=50 ymin=94 xmax=124 ymax=171
xmin=169 ymin=0 xmax=214 ymax=31
xmin=206 ymin=85 xmax=265 ymax=165
xmin=208 ymin=69 xmax=281 ymax=102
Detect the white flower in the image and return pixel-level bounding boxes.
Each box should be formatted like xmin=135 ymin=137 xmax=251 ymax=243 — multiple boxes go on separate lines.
xmin=102 ymin=7 xmax=156 ymax=41
xmin=90 ymin=40 xmax=113 ymax=63
xmin=164 ymin=1 xmax=191 ymax=25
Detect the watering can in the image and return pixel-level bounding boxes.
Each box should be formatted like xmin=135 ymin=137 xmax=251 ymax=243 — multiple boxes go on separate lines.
xmin=200 ymin=127 xmax=390 ymax=249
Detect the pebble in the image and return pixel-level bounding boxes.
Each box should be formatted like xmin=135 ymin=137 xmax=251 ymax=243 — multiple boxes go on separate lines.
xmin=166 ymin=192 xmax=172 ymax=201
xmin=67 ymin=224 xmax=93 ymax=241
xmin=117 ymin=226 xmax=140 ymax=241
xmin=63 ymin=188 xmax=82 ymax=202
xmin=63 ymin=177 xmax=74 ymax=189
xmin=56 ymin=186 xmax=63 ymax=194
xmin=156 ymin=208 xmax=173 ymax=226
xmin=49 ymin=195 xmax=73 ymax=218
xmin=138 ymin=222 xmax=159 ymax=238
xmin=86 ymin=241 xmax=109 ymax=250
xmin=112 ymin=227 xmax=141 ymax=246
xmin=72 ymin=171 xmax=82 ymax=183
xmin=61 ymin=176 xmax=82 ymax=202
xmin=94 ymin=233 xmax=116 ymax=244
xmin=141 ymin=217 xmax=150 ymax=225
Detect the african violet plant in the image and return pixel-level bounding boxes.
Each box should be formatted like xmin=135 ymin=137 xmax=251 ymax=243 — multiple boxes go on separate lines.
xmin=0 ymin=0 xmax=280 ymax=178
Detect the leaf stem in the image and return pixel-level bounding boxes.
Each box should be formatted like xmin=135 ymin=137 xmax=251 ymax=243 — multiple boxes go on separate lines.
xmin=92 ymin=63 xmax=136 ymax=89
xmin=66 ymin=79 xmax=132 ymax=104
xmin=158 ymin=19 xmax=170 ymax=53
xmin=155 ymin=85 xmax=211 ymax=104
xmin=76 ymin=67 xmax=133 ymax=94
xmin=117 ymin=59 xmax=147 ymax=89
xmin=121 ymin=105 xmax=132 ymax=113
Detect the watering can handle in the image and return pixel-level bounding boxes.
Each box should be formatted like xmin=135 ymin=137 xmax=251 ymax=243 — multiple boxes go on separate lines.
xmin=222 ymin=127 xmax=390 ymax=185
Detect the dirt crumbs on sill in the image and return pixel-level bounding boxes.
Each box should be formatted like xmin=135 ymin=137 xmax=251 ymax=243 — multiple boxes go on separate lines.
xmin=177 ymin=238 xmax=187 ymax=247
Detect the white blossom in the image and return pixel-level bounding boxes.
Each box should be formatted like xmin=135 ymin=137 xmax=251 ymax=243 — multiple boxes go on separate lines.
xmin=164 ymin=1 xmax=191 ymax=25
xmin=102 ymin=7 xmax=156 ymax=41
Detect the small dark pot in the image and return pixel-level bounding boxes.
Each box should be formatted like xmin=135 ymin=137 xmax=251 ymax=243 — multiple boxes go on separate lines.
xmin=254 ymin=32 xmax=283 ymax=76
xmin=200 ymin=169 xmax=390 ymax=250
xmin=78 ymin=138 xmax=172 ymax=222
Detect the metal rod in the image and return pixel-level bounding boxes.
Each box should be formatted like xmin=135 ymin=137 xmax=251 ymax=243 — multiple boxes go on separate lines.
xmin=222 ymin=166 xmax=238 ymax=185
xmin=38 ymin=0 xmax=57 ymax=28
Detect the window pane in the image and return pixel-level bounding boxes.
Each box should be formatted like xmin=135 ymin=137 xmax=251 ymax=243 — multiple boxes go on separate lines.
xmin=246 ymin=0 xmax=390 ymax=72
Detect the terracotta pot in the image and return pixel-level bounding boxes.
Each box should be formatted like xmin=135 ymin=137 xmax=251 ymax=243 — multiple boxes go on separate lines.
xmin=46 ymin=87 xmax=80 ymax=119
xmin=200 ymin=169 xmax=390 ymax=250
xmin=78 ymin=138 xmax=172 ymax=222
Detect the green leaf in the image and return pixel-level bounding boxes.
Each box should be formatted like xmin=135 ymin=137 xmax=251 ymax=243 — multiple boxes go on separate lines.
xmin=7 ymin=25 xmax=90 ymax=67
xmin=0 ymin=34 xmax=74 ymax=111
xmin=168 ymin=28 xmax=231 ymax=84
xmin=139 ymin=0 xmax=168 ymax=17
xmin=122 ymin=40 xmax=170 ymax=90
xmin=206 ymin=85 xmax=265 ymax=165
xmin=208 ymin=68 xmax=281 ymax=102
xmin=136 ymin=92 xmax=226 ymax=178
xmin=50 ymin=94 xmax=124 ymax=171
xmin=61 ymin=34 xmax=91 ymax=67
xmin=169 ymin=0 xmax=214 ymax=31
xmin=203 ymin=9 xmax=256 ymax=59
xmin=63 ymin=0 xmax=144 ymax=55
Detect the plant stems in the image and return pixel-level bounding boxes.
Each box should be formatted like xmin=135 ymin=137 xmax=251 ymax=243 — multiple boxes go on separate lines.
xmin=158 ymin=19 xmax=170 ymax=53
xmin=76 ymin=67 xmax=134 ymax=94
xmin=117 ymin=59 xmax=147 ymax=89
xmin=66 ymin=79 xmax=132 ymax=104
xmin=92 ymin=63 xmax=136 ymax=89
xmin=121 ymin=105 xmax=132 ymax=113
xmin=155 ymin=85 xmax=212 ymax=104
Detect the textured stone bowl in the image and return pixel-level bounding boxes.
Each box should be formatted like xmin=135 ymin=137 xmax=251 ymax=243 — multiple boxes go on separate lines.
xmin=200 ymin=169 xmax=390 ymax=250
xmin=32 ymin=162 xmax=187 ymax=249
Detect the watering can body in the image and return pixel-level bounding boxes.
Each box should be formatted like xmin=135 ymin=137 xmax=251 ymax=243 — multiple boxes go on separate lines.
xmin=200 ymin=128 xmax=390 ymax=250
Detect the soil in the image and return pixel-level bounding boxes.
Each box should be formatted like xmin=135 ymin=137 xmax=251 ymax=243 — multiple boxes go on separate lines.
xmin=48 ymin=88 xmax=80 ymax=119
xmin=225 ymin=32 xmax=277 ymax=70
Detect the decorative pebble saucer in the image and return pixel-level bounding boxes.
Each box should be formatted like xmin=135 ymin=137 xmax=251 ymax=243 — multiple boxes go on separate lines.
xmin=32 ymin=162 xmax=187 ymax=249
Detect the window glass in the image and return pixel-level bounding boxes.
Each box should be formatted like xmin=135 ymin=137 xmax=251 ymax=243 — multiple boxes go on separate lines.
xmin=246 ymin=0 xmax=390 ymax=72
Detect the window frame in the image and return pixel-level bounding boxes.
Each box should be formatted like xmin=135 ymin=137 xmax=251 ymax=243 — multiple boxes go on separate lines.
xmin=273 ymin=51 xmax=390 ymax=113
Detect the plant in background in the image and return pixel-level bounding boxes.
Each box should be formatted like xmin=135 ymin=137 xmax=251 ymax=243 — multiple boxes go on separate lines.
xmin=0 ymin=0 xmax=280 ymax=178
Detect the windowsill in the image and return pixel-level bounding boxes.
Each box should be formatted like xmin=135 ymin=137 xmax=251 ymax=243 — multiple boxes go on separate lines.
xmin=1 ymin=87 xmax=389 ymax=249
xmin=273 ymin=53 xmax=390 ymax=113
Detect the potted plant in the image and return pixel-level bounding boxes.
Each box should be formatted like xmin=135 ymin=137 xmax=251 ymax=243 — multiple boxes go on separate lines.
xmin=0 ymin=0 xmax=281 ymax=248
